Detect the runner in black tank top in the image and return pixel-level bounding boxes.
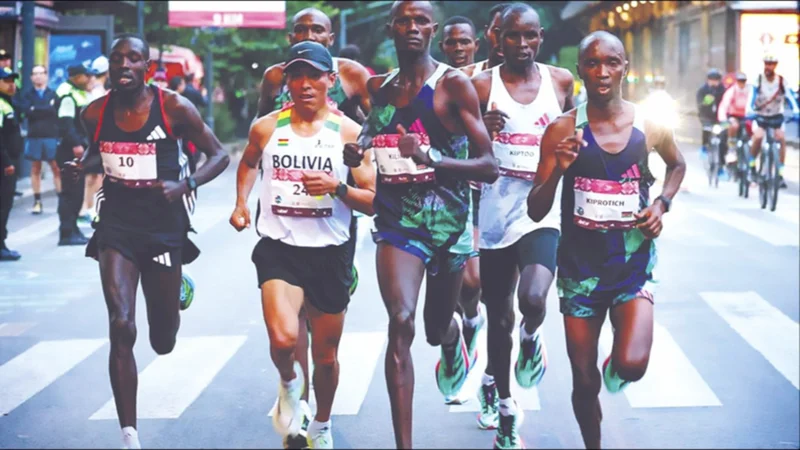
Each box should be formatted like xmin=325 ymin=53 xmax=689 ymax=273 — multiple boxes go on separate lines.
xmin=63 ymin=34 xmax=230 ymax=450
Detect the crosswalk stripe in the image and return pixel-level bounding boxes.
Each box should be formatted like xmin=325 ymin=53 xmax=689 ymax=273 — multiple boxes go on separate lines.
xmin=694 ymin=208 xmax=799 ymax=246
xmin=269 ymin=331 xmax=387 ymax=416
xmin=449 ymin=326 xmax=541 ymax=412
xmin=599 ymin=322 xmax=722 ymax=408
xmin=0 ymin=322 xmax=35 ymax=336
xmin=0 ymin=339 xmax=105 ymax=416
xmin=701 ymin=291 xmax=799 ymax=389
xmin=89 ymin=335 xmax=247 ymax=420
xmin=7 ymin=216 xmax=59 ymax=247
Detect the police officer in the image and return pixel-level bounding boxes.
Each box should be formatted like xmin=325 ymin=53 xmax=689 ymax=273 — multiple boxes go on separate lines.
xmin=0 ymin=68 xmax=22 ymax=261
xmin=56 ymin=64 xmax=91 ymax=246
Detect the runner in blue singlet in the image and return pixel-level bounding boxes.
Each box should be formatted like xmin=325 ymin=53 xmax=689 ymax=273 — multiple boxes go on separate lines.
xmin=527 ymin=31 xmax=686 ymax=449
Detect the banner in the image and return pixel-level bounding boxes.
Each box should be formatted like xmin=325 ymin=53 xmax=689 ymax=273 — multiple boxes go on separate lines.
xmin=48 ymin=33 xmax=103 ymax=90
xmin=168 ymin=1 xmax=285 ymax=29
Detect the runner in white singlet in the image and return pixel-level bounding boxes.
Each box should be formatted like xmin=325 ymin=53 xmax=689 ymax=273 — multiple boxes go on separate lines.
xmin=230 ymin=41 xmax=375 ymax=450
xmin=470 ymin=4 xmax=575 ymax=448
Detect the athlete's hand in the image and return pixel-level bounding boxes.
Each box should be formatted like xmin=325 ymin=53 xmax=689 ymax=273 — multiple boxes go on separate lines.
xmin=635 ymin=201 xmax=666 ymax=239
xmin=554 ymin=128 xmax=586 ymax=173
xmin=302 ymin=171 xmax=339 ymax=196
xmin=483 ymin=102 xmax=509 ymax=139
xmin=3 ymin=165 xmax=14 ymax=176
xmin=72 ymin=145 xmax=85 ymax=159
xmin=396 ymin=124 xmax=430 ymax=165
xmin=154 ymin=180 xmax=188 ymax=203
xmin=61 ymin=158 xmax=83 ymax=183
xmin=230 ymin=204 xmax=251 ymax=231
xmin=343 ymin=143 xmax=365 ymax=168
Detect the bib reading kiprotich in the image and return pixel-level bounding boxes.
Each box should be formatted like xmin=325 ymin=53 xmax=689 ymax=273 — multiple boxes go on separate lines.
xmin=573 ymin=177 xmax=639 ymax=230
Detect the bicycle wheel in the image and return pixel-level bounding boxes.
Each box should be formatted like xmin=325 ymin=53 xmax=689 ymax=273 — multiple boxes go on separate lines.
xmin=740 ymin=143 xmax=750 ymax=199
xmin=759 ymin=151 xmax=769 ymax=209
xmin=769 ymin=145 xmax=780 ymax=211
xmin=708 ymin=141 xmax=719 ymax=187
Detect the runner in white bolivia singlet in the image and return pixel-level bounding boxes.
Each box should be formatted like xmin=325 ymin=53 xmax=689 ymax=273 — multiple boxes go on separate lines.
xmin=470 ymin=4 xmax=575 ymax=447
xmin=230 ymin=41 xmax=375 ymax=450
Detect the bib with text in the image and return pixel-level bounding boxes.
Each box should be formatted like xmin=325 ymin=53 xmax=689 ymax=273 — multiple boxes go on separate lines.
xmin=573 ymin=176 xmax=639 ymax=230
xmin=100 ymin=141 xmax=158 ymax=188
xmin=494 ymin=132 xmax=541 ymax=181
xmin=271 ymin=168 xmax=334 ymax=218
xmin=372 ymin=133 xmax=436 ymax=184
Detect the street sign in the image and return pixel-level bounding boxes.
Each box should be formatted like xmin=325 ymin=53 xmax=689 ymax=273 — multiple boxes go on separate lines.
xmin=167 ymin=1 xmax=285 ymax=29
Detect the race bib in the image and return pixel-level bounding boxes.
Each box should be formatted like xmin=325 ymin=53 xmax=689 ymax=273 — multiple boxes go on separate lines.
xmin=100 ymin=141 xmax=158 ymax=188
xmin=271 ymin=168 xmax=334 ymax=218
xmin=494 ymin=132 xmax=541 ymax=181
xmin=573 ymin=176 xmax=640 ymax=230
xmin=372 ymin=133 xmax=436 ymax=184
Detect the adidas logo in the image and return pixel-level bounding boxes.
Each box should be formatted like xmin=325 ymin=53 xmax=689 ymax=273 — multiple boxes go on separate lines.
xmin=153 ymin=251 xmax=173 ymax=267
xmin=534 ymin=114 xmax=550 ymax=127
xmin=146 ymin=126 xmax=167 ymax=141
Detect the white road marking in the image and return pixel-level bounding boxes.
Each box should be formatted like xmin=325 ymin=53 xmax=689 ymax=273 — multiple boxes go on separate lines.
xmin=89 ymin=335 xmax=247 ymax=420
xmin=701 ymin=291 xmax=799 ymax=389
xmin=694 ymin=208 xmax=799 ymax=246
xmin=0 ymin=339 xmax=105 ymax=416
xmin=6 ymin=216 xmax=60 ymax=247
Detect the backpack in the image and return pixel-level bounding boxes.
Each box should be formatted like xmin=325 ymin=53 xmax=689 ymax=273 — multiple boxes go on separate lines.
xmin=756 ymin=74 xmax=785 ymax=96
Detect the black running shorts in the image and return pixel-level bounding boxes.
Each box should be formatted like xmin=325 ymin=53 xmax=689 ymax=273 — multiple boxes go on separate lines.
xmin=86 ymin=225 xmax=197 ymax=272
xmin=251 ymin=236 xmax=353 ymax=314
xmin=480 ymin=227 xmax=560 ymax=276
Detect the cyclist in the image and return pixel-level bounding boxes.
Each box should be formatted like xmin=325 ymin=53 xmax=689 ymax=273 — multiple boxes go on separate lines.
xmin=746 ymin=54 xmax=799 ymax=188
xmin=718 ymin=73 xmax=752 ymax=172
xmin=696 ymin=68 xmax=727 ymax=178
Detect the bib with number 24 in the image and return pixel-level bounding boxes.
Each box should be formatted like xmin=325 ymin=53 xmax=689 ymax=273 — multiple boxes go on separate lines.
xmin=271 ymin=168 xmax=334 ymax=218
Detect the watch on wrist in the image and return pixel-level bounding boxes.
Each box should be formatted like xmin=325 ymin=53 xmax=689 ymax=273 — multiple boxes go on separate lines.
xmin=427 ymin=148 xmax=443 ymax=166
xmin=186 ymin=176 xmax=198 ymax=191
xmin=335 ymin=182 xmax=349 ymax=198
xmin=655 ymin=195 xmax=671 ymax=212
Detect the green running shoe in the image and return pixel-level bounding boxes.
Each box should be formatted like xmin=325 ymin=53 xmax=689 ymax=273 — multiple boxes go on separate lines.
xmin=435 ymin=321 xmax=471 ymax=397
xmin=349 ymin=263 xmax=359 ymax=296
xmin=179 ymin=271 xmax=195 ymax=311
xmin=283 ymin=400 xmax=312 ymax=449
xmin=514 ymin=328 xmax=547 ymax=389
xmin=477 ymin=381 xmax=499 ymax=430
xmin=602 ymin=355 xmax=630 ymax=394
xmin=493 ymin=404 xmax=525 ymax=449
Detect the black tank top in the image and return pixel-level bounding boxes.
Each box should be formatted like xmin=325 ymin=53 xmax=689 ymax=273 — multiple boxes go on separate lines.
xmin=93 ymin=86 xmax=194 ymax=242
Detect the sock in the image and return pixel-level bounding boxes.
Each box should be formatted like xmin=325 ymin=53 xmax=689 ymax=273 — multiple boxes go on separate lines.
xmin=498 ymin=397 xmax=517 ymax=416
xmin=482 ymin=373 xmax=495 ymax=386
xmin=308 ymin=419 xmax=331 ymax=436
xmin=34 ymin=193 xmax=41 ymax=201
xmin=519 ymin=321 xmax=537 ymax=342
xmin=121 ymin=426 xmax=141 ymax=450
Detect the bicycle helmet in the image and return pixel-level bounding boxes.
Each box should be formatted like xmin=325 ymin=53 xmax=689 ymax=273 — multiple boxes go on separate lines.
xmin=763 ymin=53 xmax=778 ymax=63
xmin=706 ymin=68 xmax=722 ymax=80
xmin=735 ymin=72 xmax=747 ymax=81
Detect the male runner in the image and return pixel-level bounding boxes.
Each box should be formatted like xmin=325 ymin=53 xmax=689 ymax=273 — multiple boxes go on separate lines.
xmin=528 ymin=31 xmax=686 ymax=449
xmin=345 ymin=2 xmax=498 ymax=447
xmin=65 ymin=33 xmax=230 ymax=449
xmin=230 ymin=41 xmax=375 ymax=449
xmin=471 ymin=4 xmax=574 ymax=446
xmin=747 ymin=54 xmax=800 ymax=187
xmin=255 ymin=10 xmax=374 ymax=447
xmin=462 ymin=3 xmax=510 ymax=78
xmin=438 ymin=13 xmax=486 ymax=406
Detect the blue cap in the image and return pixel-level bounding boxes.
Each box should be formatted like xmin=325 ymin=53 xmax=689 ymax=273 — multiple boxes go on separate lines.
xmin=68 ymin=64 xmax=90 ymax=77
xmin=284 ymin=41 xmax=334 ymax=73
xmin=0 ymin=67 xmax=19 ymax=80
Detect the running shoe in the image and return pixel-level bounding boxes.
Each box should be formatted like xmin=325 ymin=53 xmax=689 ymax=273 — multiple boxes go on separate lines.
xmin=435 ymin=319 xmax=471 ymax=398
xmin=179 ymin=271 xmax=195 ymax=311
xmin=31 ymin=200 xmax=42 ymax=215
xmin=493 ymin=403 xmax=525 ymax=449
xmin=349 ymin=263 xmax=359 ymax=296
xmin=477 ymin=381 xmax=500 ymax=430
xmin=514 ymin=326 xmax=547 ymax=389
xmin=463 ymin=304 xmax=485 ymax=368
xmin=602 ymin=355 xmax=630 ymax=394
xmin=283 ymin=401 xmax=312 ymax=449
xmin=273 ymin=362 xmax=306 ymax=436
xmin=307 ymin=422 xmax=333 ymax=449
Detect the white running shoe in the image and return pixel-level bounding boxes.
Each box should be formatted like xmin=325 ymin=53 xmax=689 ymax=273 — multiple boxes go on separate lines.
xmin=121 ymin=426 xmax=141 ymax=449
xmin=307 ymin=422 xmax=334 ymax=449
xmin=272 ymin=361 xmax=305 ymax=437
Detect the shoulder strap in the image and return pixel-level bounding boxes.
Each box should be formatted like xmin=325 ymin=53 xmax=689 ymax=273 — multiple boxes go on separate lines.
xmin=155 ymin=86 xmax=177 ymax=139
xmin=575 ymin=102 xmax=589 ymax=129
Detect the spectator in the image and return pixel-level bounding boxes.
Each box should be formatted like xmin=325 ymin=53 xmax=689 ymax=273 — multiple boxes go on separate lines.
xmin=0 ymin=68 xmax=22 ymax=261
xmin=339 ymin=44 xmax=376 ymax=75
xmin=0 ymin=49 xmax=10 ymax=71
xmin=88 ymin=55 xmax=110 ymax=102
xmin=151 ymin=67 xmax=168 ymax=89
xmin=168 ymin=75 xmax=185 ymax=93
xmin=20 ymin=65 xmax=60 ymax=215
xmin=181 ymin=73 xmax=206 ymax=110
xmin=166 ymin=75 xmax=200 ymax=169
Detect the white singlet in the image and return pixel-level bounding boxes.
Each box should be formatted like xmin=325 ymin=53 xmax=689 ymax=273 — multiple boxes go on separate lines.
xmin=480 ymin=63 xmax=564 ymax=249
xmin=256 ymin=107 xmax=352 ymax=247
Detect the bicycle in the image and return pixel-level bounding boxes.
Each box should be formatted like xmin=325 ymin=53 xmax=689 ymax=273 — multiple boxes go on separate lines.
xmin=732 ymin=122 xmax=751 ymax=198
xmin=702 ymin=122 xmax=727 ymax=188
xmin=752 ymin=116 xmax=793 ymax=211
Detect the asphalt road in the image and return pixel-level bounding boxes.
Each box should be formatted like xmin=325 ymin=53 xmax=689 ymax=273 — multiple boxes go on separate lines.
xmin=1 ymin=141 xmax=798 ymax=449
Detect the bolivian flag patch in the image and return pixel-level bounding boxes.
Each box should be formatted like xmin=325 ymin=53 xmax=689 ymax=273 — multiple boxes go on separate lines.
xmin=278 ymin=138 xmax=289 ymax=147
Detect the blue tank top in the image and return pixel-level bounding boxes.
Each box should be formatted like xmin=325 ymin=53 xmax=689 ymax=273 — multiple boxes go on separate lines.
xmin=558 ymin=103 xmax=657 ymax=294
xmin=359 ymin=63 xmax=472 ymax=251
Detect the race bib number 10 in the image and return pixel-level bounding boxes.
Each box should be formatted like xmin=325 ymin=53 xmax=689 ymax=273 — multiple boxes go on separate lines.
xmin=372 ymin=133 xmax=436 ymax=184
xmin=100 ymin=141 xmax=158 ymax=188
xmin=271 ymin=168 xmax=334 ymax=218
xmin=573 ymin=176 xmax=640 ymax=230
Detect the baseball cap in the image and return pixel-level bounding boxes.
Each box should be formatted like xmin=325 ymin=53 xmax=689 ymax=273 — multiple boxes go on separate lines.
xmin=0 ymin=68 xmax=19 ymax=80
xmin=0 ymin=49 xmax=10 ymax=60
xmin=67 ymin=64 xmax=90 ymax=77
xmin=91 ymin=55 xmax=109 ymax=75
xmin=284 ymin=41 xmax=334 ymax=73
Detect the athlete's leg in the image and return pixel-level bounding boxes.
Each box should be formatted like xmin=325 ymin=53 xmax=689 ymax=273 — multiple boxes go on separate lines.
xmin=423 ymin=268 xmax=464 ymax=348
xmin=261 ymin=280 xmax=305 ymax=383
xmin=140 ymin=259 xmax=182 ymax=355
xmin=83 ymin=173 xmax=103 ymax=213
xmin=518 ymin=265 xmax=550 ymax=333
xmin=376 ymin=242 xmax=426 ymax=449
xmin=775 ymin=127 xmax=786 ymax=165
xmin=751 ymin=125 xmax=765 ymax=158
xmin=607 ymin=297 xmax=654 ymax=383
xmin=564 ymin=315 xmax=605 ymax=450
xmin=460 ymin=255 xmax=481 ymax=319
xmin=295 ymin=307 xmax=310 ymax=403
xmin=306 ymin=304 xmax=345 ymax=423
xmin=98 ymin=247 xmax=141 ymax=430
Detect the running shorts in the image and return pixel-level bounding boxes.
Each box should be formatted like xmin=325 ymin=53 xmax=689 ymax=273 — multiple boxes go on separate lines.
xmin=86 ymin=225 xmax=197 ymax=272
xmin=558 ymin=278 xmax=656 ymax=319
xmin=252 ymin=236 xmax=353 ymax=314
xmin=372 ymin=228 xmax=476 ymax=276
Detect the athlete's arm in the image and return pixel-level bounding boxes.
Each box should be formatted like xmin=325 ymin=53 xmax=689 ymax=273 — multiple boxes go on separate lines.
xmin=231 ymin=114 xmax=277 ymax=231
xmin=165 ymin=93 xmax=230 ymax=189
xmin=339 ymin=118 xmax=376 ymax=216
xmin=77 ymin=99 xmax=103 ymax=169
xmin=339 ymin=59 xmax=373 ymax=116
xmin=433 ymin=71 xmax=499 ymax=183
xmin=527 ymin=114 xmax=580 ymax=222
xmin=745 ymin=85 xmax=757 ymax=118
xmin=785 ymin=85 xmax=800 ymax=115
xmin=717 ymin=87 xmax=733 ymax=122
xmin=550 ymin=66 xmax=575 ymax=112
xmin=256 ymin=65 xmax=285 ymax=120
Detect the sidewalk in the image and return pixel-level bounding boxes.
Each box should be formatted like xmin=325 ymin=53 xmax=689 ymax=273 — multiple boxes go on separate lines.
xmin=15 ymin=139 xmax=247 ymax=200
